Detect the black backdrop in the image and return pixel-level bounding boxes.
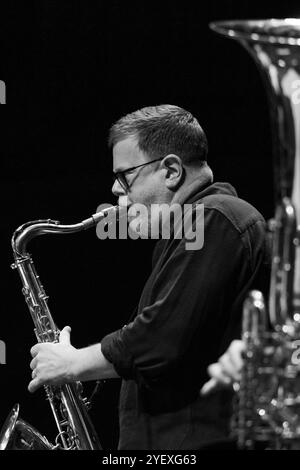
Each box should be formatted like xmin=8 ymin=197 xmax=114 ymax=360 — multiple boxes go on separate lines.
xmin=0 ymin=0 xmax=299 ymax=450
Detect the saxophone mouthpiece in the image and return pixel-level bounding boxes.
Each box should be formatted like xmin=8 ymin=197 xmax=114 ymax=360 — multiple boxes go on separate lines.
xmin=81 ymin=205 xmax=120 ymax=230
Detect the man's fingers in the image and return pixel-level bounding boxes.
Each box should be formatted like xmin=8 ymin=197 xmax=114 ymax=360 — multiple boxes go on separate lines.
xmin=200 ymin=363 xmax=232 ymax=396
xmin=228 ymin=340 xmax=245 ymax=372
xmin=200 ymin=378 xmax=218 ymax=396
xmin=30 ymin=344 xmax=42 ymax=358
xmin=30 ymin=357 xmax=37 ymax=370
xmin=28 ymin=377 xmax=42 ymax=393
xmin=59 ymin=326 xmax=71 ymax=345
xmin=207 ymin=363 xmax=232 ymax=384
xmin=200 ymin=341 xmax=245 ymax=397
xmin=219 ymin=352 xmax=241 ymax=382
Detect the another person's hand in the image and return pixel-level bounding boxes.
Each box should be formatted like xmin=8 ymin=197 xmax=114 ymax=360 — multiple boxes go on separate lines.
xmin=200 ymin=340 xmax=245 ymax=396
xmin=28 ymin=326 xmax=79 ymax=393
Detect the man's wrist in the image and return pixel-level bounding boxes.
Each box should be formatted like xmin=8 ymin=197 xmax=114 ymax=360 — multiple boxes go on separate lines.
xmin=70 ymin=343 xmax=118 ymax=381
xmin=69 ymin=344 xmax=99 ymax=381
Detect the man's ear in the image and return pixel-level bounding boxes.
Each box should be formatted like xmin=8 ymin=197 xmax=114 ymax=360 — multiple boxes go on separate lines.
xmin=162 ymin=154 xmax=184 ymax=189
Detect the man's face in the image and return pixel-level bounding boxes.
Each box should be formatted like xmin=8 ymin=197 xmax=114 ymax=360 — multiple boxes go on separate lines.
xmin=112 ymin=136 xmax=168 ymax=236
xmin=112 ymin=136 xmax=166 ymax=208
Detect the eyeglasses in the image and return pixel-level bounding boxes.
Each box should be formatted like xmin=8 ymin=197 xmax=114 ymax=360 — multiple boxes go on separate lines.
xmin=113 ymin=158 xmax=163 ymax=191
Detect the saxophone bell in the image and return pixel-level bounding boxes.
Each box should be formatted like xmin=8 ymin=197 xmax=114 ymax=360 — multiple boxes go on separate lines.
xmin=0 ymin=404 xmax=53 ymax=450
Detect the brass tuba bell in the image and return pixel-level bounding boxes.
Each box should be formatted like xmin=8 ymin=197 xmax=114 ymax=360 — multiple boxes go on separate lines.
xmin=210 ymin=19 xmax=300 ymax=449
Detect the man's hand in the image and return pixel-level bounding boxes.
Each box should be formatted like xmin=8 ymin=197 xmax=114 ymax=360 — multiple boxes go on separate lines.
xmin=200 ymin=340 xmax=245 ymax=396
xmin=29 ymin=326 xmax=119 ymax=393
xmin=28 ymin=326 xmax=79 ymax=393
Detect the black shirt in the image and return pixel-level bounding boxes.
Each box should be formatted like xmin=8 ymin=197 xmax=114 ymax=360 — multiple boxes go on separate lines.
xmin=101 ymin=181 xmax=270 ymax=450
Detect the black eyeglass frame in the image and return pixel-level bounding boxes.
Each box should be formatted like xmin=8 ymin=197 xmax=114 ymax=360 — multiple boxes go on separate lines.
xmin=113 ymin=158 xmax=163 ymax=191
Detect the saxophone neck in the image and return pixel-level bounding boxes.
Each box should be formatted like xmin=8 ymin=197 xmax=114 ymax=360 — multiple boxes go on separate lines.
xmin=12 ymin=205 xmax=119 ymax=258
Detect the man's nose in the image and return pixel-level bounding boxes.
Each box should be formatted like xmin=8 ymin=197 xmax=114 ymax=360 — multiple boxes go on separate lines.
xmin=112 ymin=179 xmax=126 ymax=197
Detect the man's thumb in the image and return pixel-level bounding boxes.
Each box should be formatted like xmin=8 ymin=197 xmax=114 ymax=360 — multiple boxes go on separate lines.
xmin=200 ymin=378 xmax=218 ymax=397
xmin=59 ymin=326 xmax=72 ymax=344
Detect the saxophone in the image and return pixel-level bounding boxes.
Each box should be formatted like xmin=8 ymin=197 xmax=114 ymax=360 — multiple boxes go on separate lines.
xmin=210 ymin=19 xmax=300 ymax=449
xmin=0 ymin=205 xmax=119 ymax=450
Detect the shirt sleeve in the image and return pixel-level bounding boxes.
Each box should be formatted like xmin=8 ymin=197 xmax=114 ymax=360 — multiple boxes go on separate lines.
xmin=101 ymin=209 xmax=262 ymax=384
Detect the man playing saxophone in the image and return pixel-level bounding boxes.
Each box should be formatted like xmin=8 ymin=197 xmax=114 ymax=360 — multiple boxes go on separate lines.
xmin=28 ymin=104 xmax=270 ymax=450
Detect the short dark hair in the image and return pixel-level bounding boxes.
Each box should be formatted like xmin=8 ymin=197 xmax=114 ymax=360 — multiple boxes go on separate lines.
xmin=108 ymin=104 xmax=208 ymax=165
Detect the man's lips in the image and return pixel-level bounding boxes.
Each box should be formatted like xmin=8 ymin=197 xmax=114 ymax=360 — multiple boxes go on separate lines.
xmin=118 ymin=201 xmax=143 ymax=221
xmin=118 ymin=196 xmax=130 ymax=208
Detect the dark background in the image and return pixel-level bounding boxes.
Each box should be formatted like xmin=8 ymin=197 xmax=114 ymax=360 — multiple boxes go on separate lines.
xmin=0 ymin=0 xmax=299 ymax=450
